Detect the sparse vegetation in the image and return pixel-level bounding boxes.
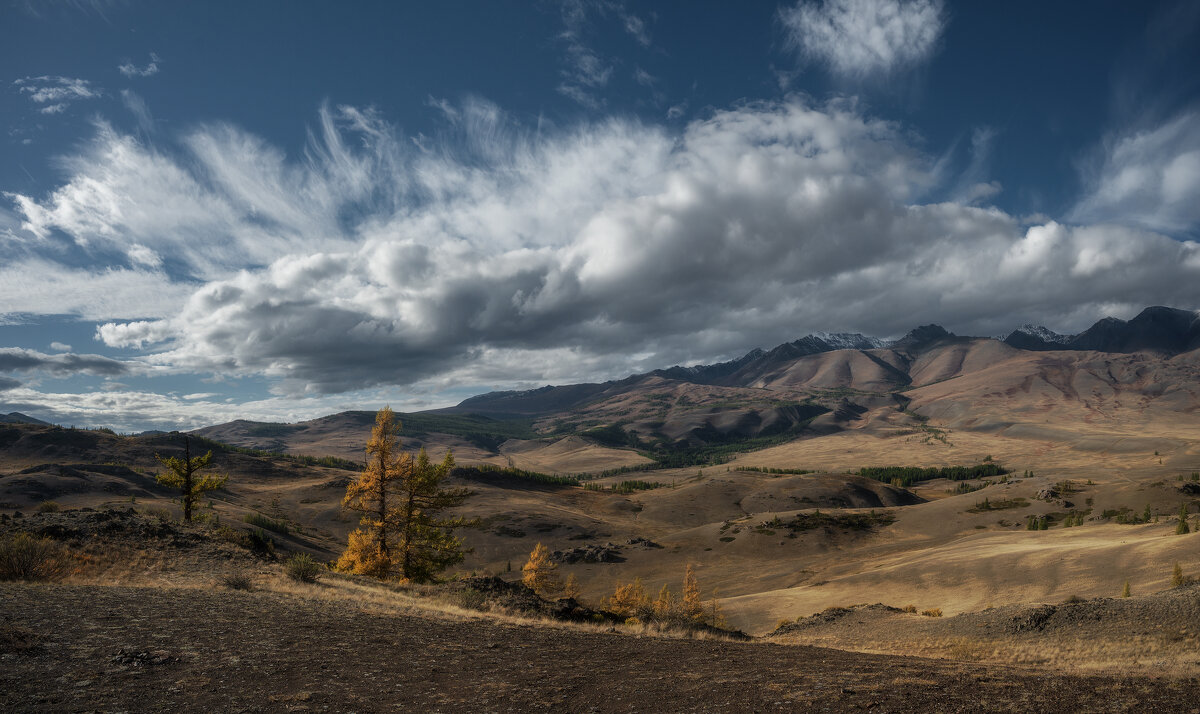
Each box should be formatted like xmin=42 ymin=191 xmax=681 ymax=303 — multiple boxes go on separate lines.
xmin=967 ymin=497 xmax=1028 ymax=513
xmin=858 ymin=463 xmax=1008 ymax=488
xmin=284 ymin=553 xmax=322 ymax=583
xmin=453 ymin=464 xmax=579 ymax=487
xmin=921 ymin=608 xmax=943 ymax=618
xmin=776 ymin=509 xmax=895 ymax=533
xmin=0 ymin=532 xmax=66 ymax=581
xmin=243 ymin=529 xmax=276 ymax=557
xmin=222 ymin=572 xmax=253 ymax=591
xmin=741 ymin=466 xmax=813 ymax=475
xmin=1172 ymin=562 xmax=1188 ymax=588
xmin=243 ymin=513 xmax=290 ymax=535
xmin=1177 ymin=505 xmax=1191 ymax=535
xmin=35 ymin=500 xmax=60 ymax=513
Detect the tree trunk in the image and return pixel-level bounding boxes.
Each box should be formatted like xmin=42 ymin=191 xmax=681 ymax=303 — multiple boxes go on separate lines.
xmin=183 ymin=436 xmax=194 ymax=522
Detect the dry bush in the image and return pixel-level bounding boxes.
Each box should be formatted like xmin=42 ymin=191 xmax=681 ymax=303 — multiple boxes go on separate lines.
xmin=223 ymin=572 xmax=254 ymax=591
xmin=0 ymin=533 xmax=67 ymax=581
xmin=902 ymin=604 xmax=918 ymax=613
xmin=36 ymin=501 xmax=60 ymax=513
xmin=285 ymin=553 xmax=322 ymax=583
xmin=921 ymin=608 xmax=943 ymax=618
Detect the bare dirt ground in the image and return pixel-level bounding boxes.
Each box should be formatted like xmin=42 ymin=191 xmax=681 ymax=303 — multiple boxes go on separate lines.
xmin=5 ymin=582 xmax=1200 ymax=714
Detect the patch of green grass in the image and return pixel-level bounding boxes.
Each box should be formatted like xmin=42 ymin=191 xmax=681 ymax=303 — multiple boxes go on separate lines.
xmin=243 ymin=513 xmax=289 ymax=535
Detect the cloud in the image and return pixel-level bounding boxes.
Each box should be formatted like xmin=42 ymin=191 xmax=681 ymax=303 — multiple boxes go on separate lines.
xmin=14 ymin=76 xmax=103 ymax=114
xmin=0 ymin=377 xmax=20 ymax=391
xmin=0 ymin=383 xmax=436 ymax=433
xmin=0 ymin=347 xmax=132 ymax=377
xmin=121 ymin=89 xmax=155 ymax=134
xmin=1071 ymin=110 xmax=1200 ymax=236
xmin=49 ymin=342 xmax=72 ymax=352
xmin=781 ymin=0 xmax=946 ymax=78
xmin=554 ymin=1 xmax=652 ymax=108
xmin=8 ymin=96 xmax=1179 ymax=399
xmin=949 ymin=126 xmax=1002 ymax=205
xmin=118 ymin=53 xmax=160 ymax=78
xmin=0 ymin=260 xmax=191 ymax=321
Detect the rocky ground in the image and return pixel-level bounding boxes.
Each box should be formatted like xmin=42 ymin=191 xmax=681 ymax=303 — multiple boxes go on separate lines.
xmin=4 ymin=582 xmax=1200 ymax=713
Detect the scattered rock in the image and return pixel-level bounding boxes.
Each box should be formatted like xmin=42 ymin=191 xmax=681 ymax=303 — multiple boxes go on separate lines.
xmin=112 ymin=648 xmax=178 ymax=667
xmin=1009 ymin=605 xmax=1057 ymax=633
xmin=551 ymin=543 xmax=624 ymax=564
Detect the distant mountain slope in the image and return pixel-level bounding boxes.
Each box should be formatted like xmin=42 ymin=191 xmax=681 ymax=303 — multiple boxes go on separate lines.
xmin=0 ymin=412 xmax=51 ymax=426
xmin=1004 ymin=306 xmax=1200 ymax=354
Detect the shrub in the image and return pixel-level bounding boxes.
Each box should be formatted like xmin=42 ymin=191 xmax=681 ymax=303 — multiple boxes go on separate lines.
xmin=457 ymin=587 xmax=487 ymax=610
xmin=284 ymin=553 xmax=322 ymax=583
xmin=921 ymin=608 xmax=943 ymax=617
xmin=902 ymin=604 xmax=918 ymax=613
xmin=36 ymin=501 xmax=60 ymax=513
xmin=243 ymin=513 xmax=289 ymax=535
xmin=0 ymin=533 xmax=66 ymax=581
xmin=1121 ymin=580 xmax=1130 ymax=598
xmin=222 ymin=572 xmax=253 ymax=591
xmin=243 ymin=529 xmax=276 ymax=557
xmin=1172 ymin=562 xmax=1187 ymax=588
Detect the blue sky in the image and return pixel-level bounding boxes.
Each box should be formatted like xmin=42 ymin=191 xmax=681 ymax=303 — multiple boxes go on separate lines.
xmin=2 ymin=0 xmax=1200 ymax=431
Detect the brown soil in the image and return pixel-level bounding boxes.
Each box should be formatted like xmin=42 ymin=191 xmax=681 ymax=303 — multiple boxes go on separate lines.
xmin=4 ymin=582 xmax=1200 ymax=713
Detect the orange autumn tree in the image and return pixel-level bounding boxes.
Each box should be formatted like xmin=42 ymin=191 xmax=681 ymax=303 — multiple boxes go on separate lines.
xmin=337 ymin=407 xmax=472 ymax=581
xmin=521 ymin=542 xmax=561 ymax=595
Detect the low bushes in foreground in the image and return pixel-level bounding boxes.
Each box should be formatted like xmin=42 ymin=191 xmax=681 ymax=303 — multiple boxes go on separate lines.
xmin=0 ymin=532 xmax=67 ymax=581
xmin=285 ymin=553 xmax=323 ymax=583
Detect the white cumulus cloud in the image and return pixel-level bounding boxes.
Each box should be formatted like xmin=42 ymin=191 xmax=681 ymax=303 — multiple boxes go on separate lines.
xmin=9 ymin=97 xmax=1200 ymax=400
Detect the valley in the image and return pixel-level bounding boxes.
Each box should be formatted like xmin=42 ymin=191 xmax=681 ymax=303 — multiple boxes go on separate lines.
xmin=3 ymin=306 xmax=1200 ymax=701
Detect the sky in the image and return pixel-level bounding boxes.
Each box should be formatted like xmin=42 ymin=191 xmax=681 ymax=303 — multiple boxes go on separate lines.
xmin=2 ymin=0 xmax=1200 ymax=432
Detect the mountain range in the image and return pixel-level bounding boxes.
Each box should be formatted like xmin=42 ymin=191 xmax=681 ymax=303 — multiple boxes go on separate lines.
xmin=448 ymin=305 xmax=1199 ymax=418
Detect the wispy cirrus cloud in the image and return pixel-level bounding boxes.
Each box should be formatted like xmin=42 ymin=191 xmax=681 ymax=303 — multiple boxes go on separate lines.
xmin=14 ymin=75 xmax=103 ymax=114
xmin=1070 ymin=110 xmax=1200 ymax=235
xmin=780 ymin=0 xmax=946 ymax=79
xmin=554 ymin=0 xmax=653 ymax=108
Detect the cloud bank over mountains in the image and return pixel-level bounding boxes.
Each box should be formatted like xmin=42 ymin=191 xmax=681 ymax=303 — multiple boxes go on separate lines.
xmin=6 ymin=96 xmax=1200 ymax=409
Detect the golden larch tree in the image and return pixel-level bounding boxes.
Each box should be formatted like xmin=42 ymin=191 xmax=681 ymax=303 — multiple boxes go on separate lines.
xmin=338 ymin=407 xmax=472 ymax=581
xmin=522 ymin=542 xmax=561 ymax=595
xmin=155 ymin=436 xmax=227 ymax=522
xmin=607 ymin=578 xmax=650 ymax=618
xmin=680 ymin=563 xmax=704 ymax=622
xmin=562 ymin=572 xmax=581 ymax=600
xmin=653 ymin=583 xmax=675 ymax=620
